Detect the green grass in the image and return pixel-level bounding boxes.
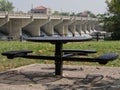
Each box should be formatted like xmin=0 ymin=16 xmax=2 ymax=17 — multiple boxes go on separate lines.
xmin=0 ymin=40 xmax=120 ymax=71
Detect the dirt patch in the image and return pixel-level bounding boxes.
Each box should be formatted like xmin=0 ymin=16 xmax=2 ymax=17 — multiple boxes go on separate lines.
xmin=0 ymin=64 xmax=120 ymax=90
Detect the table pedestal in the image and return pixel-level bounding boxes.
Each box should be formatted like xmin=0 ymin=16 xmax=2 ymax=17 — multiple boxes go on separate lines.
xmin=55 ymin=42 xmax=63 ymax=76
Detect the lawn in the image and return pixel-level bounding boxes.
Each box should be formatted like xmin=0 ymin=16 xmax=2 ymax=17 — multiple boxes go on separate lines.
xmin=0 ymin=40 xmax=120 ymax=71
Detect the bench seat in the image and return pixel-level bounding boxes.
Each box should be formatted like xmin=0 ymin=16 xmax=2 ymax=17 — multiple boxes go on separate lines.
xmin=1 ymin=50 xmax=33 ymax=59
xmin=95 ymin=53 xmax=119 ymax=64
xmin=62 ymin=49 xmax=97 ymax=53
xmin=63 ymin=53 xmax=118 ymax=65
xmin=62 ymin=49 xmax=97 ymax=55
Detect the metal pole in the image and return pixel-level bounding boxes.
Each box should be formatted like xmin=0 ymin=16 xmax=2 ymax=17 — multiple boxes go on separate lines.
xmin=55 ymin=42 xmax=63 ymax=76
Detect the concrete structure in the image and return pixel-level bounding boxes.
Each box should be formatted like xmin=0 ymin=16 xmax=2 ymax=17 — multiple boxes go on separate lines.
xmin=0 ymin=11 xmax=101 ymax=40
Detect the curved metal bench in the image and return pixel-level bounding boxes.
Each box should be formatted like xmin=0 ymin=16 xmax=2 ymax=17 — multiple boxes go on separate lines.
xmin=95 ymin=53 xmax=119 ymax=64
xmin=62 ymin=49 xmax=97 ymax=53
xmin=63 ymin=53 xmax=119 ymax=65
xmin=62 ymin=49 xmax=97 ymax=55
xmin=1 ymin=50 xmax=33 ymax=59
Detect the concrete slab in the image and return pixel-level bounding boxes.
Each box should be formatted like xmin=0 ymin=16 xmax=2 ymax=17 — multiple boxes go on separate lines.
xmin=0 ymin=64 xmax=120 ymax=90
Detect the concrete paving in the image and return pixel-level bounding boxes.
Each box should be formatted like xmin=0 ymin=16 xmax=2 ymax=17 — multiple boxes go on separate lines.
xmin=0 ymin=64 xmax=120 ymax=90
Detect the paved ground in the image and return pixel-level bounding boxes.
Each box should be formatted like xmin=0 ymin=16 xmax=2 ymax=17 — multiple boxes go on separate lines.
xmin=0 ymin=64 xmax=120 ymax=90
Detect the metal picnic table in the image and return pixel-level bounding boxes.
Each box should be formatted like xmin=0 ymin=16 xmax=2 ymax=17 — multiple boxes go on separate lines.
xmin=1 ymin=36 xmax=119 ymax=76
xmin=26 ymin=36 xmax=92 ymax=76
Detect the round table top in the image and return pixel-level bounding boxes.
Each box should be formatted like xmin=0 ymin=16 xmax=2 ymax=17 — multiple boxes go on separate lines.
xmin=26 ymin=36 xmax=92 ymax=43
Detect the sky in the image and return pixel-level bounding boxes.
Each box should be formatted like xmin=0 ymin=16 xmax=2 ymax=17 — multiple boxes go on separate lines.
xmin=8 ymin=0 xmax=107 ymax=14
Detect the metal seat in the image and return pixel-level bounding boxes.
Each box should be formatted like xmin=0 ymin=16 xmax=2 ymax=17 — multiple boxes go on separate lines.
xmin=62 ymin=53 xmax=118 ymax=65
xmin=62 ymin=49 xmax=97 ymax=56
xmin=62 ymin=49 xmax=97 ymax=53
xmin=1 ymin=50 xmax=33 ymax=59
xmin=95 ymin=53 xmax=119 ymax=64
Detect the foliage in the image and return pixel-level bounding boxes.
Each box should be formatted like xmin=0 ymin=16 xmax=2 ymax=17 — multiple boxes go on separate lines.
xmin=0 ymin=0 xmax=14 ymax=11
xmin=52 ymin=11 xmax=70 ymax=16
xmin=98 ymin=0 xmax=120 ymax=40
xmin=106 ymin=0 xmax=120 ymax=15
xmin=60 ymin=12 xmax=70 ymax=16
xmin=97 ymin=13 xmax=114 ymax=32
xmin=52 ymin=10 xmax=96 ymax=17
xmin=52 ymin=11 xmax=59 ymax=15
xmin=70 ymin=12 xmax=76 ymax=16
xmin=77 ymin=11 xmax=96 ymax=18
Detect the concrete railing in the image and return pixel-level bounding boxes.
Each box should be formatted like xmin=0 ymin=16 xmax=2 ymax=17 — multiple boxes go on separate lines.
xmin=0 ymin=11 xmax=97 ymax=20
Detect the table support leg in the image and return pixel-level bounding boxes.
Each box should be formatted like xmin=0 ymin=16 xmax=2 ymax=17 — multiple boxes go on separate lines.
xmin=55 ymin=43 xmax=63 ymax=76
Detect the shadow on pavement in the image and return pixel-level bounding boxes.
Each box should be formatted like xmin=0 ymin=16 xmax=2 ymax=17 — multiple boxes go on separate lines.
xmin=0 ymin=69 xmax=120 ymax=90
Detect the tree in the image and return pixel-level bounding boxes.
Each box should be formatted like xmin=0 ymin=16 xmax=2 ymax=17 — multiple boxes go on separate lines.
xmin=60 ymin=12 xmax=70 ymax=16
xmin=106 ymin=0 xmax=120 ymax=15
xmin=52 ymin=11 xmax=60 ymax=15
xmin=107 ymin=0 xmax=120 ymax=40
xmin=0 ymin=0 xmax=14 ymax=11
xmin=52 ymin=11 xmax=71 ymax=16
xmin=99 ymin=0 xmax=120 ymax=40
xmin=70 ymin=12 xmax=76 ymax=16
xmin=97 ymin=13 xmax=114 ymax=32
xmin=76 ymin=11 xmax=96 ymax=18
